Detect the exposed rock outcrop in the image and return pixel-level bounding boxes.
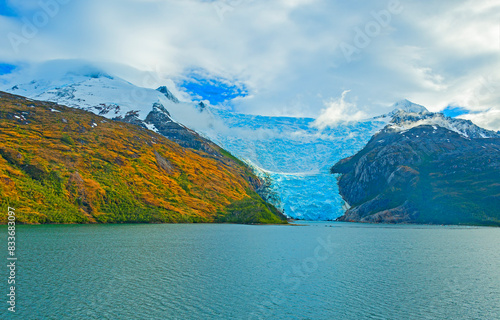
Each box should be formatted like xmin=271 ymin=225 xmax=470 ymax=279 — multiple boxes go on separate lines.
xmin=332 ymin=123 xmax=500 ymax=226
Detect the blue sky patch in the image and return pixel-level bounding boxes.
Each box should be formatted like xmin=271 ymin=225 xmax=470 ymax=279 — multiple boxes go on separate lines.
xmin=442 ymin=106 xmax=470 ymax=118
xmin=177 ymin=69 xmax=248 ymax=105
xmin=0 ymin=2 xmax=18 ymax=17
xmin=0 ymin=63 xmax=16 ymax=75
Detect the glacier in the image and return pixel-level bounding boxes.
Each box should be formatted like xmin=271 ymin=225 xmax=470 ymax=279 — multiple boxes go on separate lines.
xmin=7 ymin=62 xmax=497 ymax=220
xmin=197 ymin=109 xmax=389 ymax=220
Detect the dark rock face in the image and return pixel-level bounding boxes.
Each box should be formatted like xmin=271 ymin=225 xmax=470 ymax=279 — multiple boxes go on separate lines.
xmin=197 ymin=102 xmax=206 ymax=112
xmin=156 ymin=86 xmax=179 ymax=103
xmin=153 ymin=150 xmax=174 ymax=173
xmin=332 ymin=125 xmax=500 ymax=226
xmin=144 ymin=103 xmax=218 ymax=156
xmin=94 ymin=103 xmax=121 ymax=116
xmin=111 ymin=102 xmax=218 ymax=156
xmin=119 ymin=110 xmax=145 ymax=128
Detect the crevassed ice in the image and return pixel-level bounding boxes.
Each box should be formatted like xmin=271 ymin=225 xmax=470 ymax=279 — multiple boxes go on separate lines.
xmin=203 ymin=109 xmax=388 ymax=220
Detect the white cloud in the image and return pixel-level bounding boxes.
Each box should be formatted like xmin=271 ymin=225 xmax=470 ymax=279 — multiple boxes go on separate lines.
xmin=312 ymin=90 xmax=367 ymax=129
xmin=458 ymin=109 xmax=500 ymax=132
xmin=0 ymin=0 xmax=498 ymax=129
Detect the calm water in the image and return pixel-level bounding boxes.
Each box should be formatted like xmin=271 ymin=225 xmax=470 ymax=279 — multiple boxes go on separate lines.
xmin=2 ymin=222 xmax=500 ymax=319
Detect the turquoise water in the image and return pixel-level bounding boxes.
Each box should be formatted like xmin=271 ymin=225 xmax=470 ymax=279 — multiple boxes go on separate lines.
xmin=2 ymin=222 xmax=500 ymax=319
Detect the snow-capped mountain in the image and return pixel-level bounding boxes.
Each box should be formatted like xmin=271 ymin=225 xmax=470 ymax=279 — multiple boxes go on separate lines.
xmin=388 ymin=99 xmax=429 ymax=115
xmin=2 ymin=62 xmax=498 ymax=221
xmin=0 ymin=62 xmax=390 ymax=220
xmin=332 ymin=112 xmax=500 ymax=225
xmin=383 ymin=100 xmax=500 ymax=139
xmin=0 ymin=62 xmax=227 ymax=155
xmin=157 ymin=86 xmax=180 ymax=104
xmin=4 ymin=65 xmax=179 ymax=121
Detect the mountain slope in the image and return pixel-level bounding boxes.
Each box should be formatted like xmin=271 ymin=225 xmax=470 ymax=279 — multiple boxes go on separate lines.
xmin=1 ymin=62 xmax=390 ymax=221
xmin=332 ymin=107 xmax=500 ymax=226
xmin=2 ymin=63 xmax=231 ymax=157
xmin=0 ymin=92 xmax=286 ymax=224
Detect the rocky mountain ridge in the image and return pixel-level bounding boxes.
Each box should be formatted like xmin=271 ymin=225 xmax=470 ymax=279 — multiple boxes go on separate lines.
xmin=0 ymin=91 xmax=287 ymax=224
xmin=332 ymin=105 xmax=500 ymax=226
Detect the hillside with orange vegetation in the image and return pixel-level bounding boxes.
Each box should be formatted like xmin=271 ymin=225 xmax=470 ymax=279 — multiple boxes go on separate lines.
xmin=0 ymin=92 xmax=286 ymax=224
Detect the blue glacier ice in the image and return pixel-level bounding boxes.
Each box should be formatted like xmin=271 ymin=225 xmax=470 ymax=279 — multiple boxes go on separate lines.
xmin=201 ymin=109 xmax=389 ymax=220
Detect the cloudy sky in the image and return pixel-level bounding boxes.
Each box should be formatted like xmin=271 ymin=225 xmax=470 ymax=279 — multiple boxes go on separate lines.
xmin=0 ymin=0 xmax=499 ymax=129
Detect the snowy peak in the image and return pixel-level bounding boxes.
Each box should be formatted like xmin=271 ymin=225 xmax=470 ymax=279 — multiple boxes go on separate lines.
xmin=381 ymin=99 xmax=499 ymax=139
xmin=156 ymin=86 xmax=179 ymax=103
xmin=389 ymin=99 xmax=429 ymax=115
xmin=1 ymin=67 xmax=182 ymax=122
xmin=197 ymin=101 xmax=206 ymax=112
xmin=388 ymin=108 xmax=499 ymax=139
xmin=151 ymin=102 xmax=171 ymax=116
xmin=0 ymin=62 xmax=227 ymax=157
